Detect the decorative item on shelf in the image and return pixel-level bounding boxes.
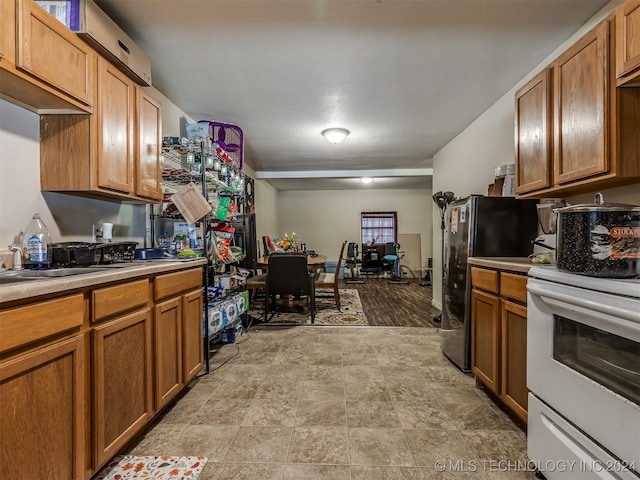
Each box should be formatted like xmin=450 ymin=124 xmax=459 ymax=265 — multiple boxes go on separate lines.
xmin=276 ymin=232 xmax=302 ymax=252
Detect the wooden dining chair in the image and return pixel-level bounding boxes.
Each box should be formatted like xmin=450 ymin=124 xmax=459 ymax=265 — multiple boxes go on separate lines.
xmin=265 ymin=253 xmax=316 ymax=323
xmin=315 ymin=240 xmax=347 ymax=310
xmin=246 ymin=271 xmax=267 ymax=300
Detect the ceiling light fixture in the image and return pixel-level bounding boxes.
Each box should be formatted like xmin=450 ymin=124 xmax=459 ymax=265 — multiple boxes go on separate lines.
xmin=360 ymin=177 xmax=373 ymax=184
xmin=322 ymin=128 xmax=350 ymax=144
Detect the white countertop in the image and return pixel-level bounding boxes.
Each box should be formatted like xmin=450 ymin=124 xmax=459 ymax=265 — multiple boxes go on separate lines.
xmin=0 ymin=258 xmax=207 ymax=303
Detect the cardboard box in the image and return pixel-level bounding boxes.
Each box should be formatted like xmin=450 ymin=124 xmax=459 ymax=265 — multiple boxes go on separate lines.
xmin=488 ymin=178 xmax=504 ymax=196
xmin=487 ymin=174 xmax=515 ymax=197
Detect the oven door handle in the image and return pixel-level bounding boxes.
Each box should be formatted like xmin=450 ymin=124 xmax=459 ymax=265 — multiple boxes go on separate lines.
xmin=527 ymin=284 xmax=640 ymax=325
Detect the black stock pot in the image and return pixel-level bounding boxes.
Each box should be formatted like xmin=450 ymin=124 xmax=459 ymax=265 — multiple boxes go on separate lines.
xmin=555 ymin=193 xmax=640 ymax=278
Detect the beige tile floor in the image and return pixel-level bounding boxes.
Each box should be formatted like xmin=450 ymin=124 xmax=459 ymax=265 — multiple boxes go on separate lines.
xmin=126 ymin=326 xmax=538 ymax=479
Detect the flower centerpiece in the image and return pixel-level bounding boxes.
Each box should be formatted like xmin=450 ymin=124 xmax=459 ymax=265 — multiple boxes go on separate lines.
xmin=276 ymin=232 xmax=302 ymax=252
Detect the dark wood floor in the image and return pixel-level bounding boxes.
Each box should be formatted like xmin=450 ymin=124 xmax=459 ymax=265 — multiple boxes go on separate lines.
xmin=340 ymin=277 xmax=441 ymax=327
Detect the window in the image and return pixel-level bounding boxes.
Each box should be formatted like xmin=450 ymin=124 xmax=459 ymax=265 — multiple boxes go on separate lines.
xmin=361 ymin=212 xmax=397 ymax=245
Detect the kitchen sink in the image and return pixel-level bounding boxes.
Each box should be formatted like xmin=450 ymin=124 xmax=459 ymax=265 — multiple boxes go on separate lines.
xmin=0 ymin=274 xmax=40 ymax=285
xmin=0 ymin=266 xmax=119 ymax=284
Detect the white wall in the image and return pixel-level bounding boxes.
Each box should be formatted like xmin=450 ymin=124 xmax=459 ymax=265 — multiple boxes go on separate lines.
xmin=430 ymin=0 xmax=636 ymax=309
xmin=275 ymin=189 xmax=432 ymax=268
xmin=254 ymin=178 xmax=279 ymax=254
xmin=0 ymin=99 xmax=148 ymax=250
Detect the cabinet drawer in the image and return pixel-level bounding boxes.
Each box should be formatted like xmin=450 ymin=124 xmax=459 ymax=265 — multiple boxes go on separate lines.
xmin=500 ymin=272 xmax=528 ymax=304
xmin=154 ymin=268 xmax=202 ymax=301
xmin=93 ymin=279 xmax=149 ymax=321
xmin=0 ymin=294 xmax=85 ymax=353
xmin=471 ymin=267 xmax=499 ymax=293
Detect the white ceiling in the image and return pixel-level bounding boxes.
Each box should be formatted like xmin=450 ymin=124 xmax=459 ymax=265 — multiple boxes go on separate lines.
xmin=96 ymin=0 xmax=609 ymax=191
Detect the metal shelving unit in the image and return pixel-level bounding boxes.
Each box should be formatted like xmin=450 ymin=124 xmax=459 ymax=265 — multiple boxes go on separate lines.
xmin=154 ymin=136 xmax=256 ymax=373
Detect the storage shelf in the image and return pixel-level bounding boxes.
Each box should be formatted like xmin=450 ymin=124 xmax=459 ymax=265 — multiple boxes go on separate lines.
xmin=155 ymin=137 xmax=256 ymax=375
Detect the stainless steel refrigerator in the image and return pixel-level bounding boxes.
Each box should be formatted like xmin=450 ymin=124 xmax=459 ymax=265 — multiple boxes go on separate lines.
xmin=440 ymin=195 xmax=538 ymax=371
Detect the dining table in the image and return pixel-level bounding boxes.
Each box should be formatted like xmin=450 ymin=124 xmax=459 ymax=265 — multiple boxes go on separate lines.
xmin=256 ymin=254 xmax=327 ymax=272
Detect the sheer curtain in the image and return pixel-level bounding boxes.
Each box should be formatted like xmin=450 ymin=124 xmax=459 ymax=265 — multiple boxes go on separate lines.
xmin=360 ymin=212 xmax=397 ymax=245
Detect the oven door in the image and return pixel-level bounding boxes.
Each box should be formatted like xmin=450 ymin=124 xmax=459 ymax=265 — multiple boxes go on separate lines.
xmin=527 ymin=277 xmax=640 ymax=469
xmin=528 ymin=395 xmax=639 ymax=479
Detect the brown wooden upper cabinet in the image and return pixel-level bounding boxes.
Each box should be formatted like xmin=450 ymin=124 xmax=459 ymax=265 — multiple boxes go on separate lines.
xmin=515 ymin=69 xmax=552 ymax=195
xmin=616 ymin=0 xmax=640 ymax=85
xmin=0 ymin=0 xmax=16 ymax=63
xmin=515 ymin=14 xmax=640 ymax=198
xmin=135 ymin=89 xmax=163 ymax=201
xmin=0 ymin=0 xmax=94 ymax=113
xmin=40 ymin=57 xmax=162 ymax=203
xmin=553 ymin=21 xmax=609 ymax=186
xmin=96 ymin=57 xmax=135 ymax=195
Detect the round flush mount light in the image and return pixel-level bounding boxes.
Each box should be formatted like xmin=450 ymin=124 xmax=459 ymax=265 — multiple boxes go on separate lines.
xmin=322 ymin=128 xmax=350 ymax=144
xmin=360 ymin=177 xmax=373 ymax=184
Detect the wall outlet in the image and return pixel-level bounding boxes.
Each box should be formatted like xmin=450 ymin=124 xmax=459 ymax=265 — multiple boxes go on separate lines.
xmin=93 ymin=224 xmax=102 ymax=243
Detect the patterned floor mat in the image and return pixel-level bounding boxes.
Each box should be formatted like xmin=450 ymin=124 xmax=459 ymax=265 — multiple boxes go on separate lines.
xmin=94 ymin=455 xmax=207 ymax=479
xmin=248 ymin=288 xmax=368 ymax=325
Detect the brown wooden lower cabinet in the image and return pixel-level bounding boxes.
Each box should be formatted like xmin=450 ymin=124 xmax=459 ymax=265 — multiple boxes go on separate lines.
xmin=471 ymin=289 xmax=500 ymax=393
xmin=501 ymin=299 xmax=528 ymax=421
xmin=153 ymin=268 xmax=204 ymax=411
xmin=154 ymin=297 xmax=184 ymax=410
xmin=471 ymin=266 xmax=529 ymax=424
xmin=182 ymin=289 xmax=204 ymax=383
xmin=92 ymin=308 xmax=153 ymax=469
xmin=0 ymin=265 xmax=204 ymax=479
xmin=0 ymin=334 xmax=86 ymax=480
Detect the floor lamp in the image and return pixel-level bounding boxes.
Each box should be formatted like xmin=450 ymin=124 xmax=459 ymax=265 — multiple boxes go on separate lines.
xmin=432 ymin=191 xmax=455 ymax=324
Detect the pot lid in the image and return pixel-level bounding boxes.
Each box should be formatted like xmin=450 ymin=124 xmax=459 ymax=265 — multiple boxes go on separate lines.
xmin=555 ymin=192 xmax=640 ymax=213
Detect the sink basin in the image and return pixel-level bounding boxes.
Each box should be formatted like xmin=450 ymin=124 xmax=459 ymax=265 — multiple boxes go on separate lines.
xmin=0 ymin=274 xmax=40 ymax=285
xmin=0 ymin=266 xmax=116 ymax=284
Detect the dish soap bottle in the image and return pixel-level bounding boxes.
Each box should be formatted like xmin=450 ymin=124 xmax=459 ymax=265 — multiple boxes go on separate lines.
xmin=159 ymin=231 xmax=171 ymax=249
xmin=22 ymin=213 xmax=52 ymax=269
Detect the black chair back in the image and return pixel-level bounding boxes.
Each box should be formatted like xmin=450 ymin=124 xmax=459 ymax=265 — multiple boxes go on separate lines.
xmin=267 ymin=253 xmax=312 ymax=296
xmin=265 ymin=253 xmax=316 ymax=323
xmin=384 ymin=242 xmax=398 ymax=257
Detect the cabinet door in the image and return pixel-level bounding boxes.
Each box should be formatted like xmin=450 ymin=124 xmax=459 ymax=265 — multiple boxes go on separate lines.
xmin=182 ymin=289 xmax=203 ymax=383
xmin=92 ymin=309 xmax=153 ymax=468
xmin=154 ymin=297 xmax=183 ymax=410
xmin=16 ymin=0 xmax=93 ymax=105
xmin=553 ymin=21 xmax=609 ymax=185
xmin=0 ymin=334 xmax=85 ymax=480
xmin=515 ymin=69 xmax=552 ymax=195
xmin=616 ymin=0 xmax=640 ymax=79
xmin=471 ymin=289 xmax=500 ymax=394
xmin=136 ymin=88 xmax=162 ymax=201
xmin=0 ymin=0 xmax=15 ymax=63
xmin=500 ymin=300 xmax=528 ymax=424
xmin=97 ymin=57 xmax=134 ymax=195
